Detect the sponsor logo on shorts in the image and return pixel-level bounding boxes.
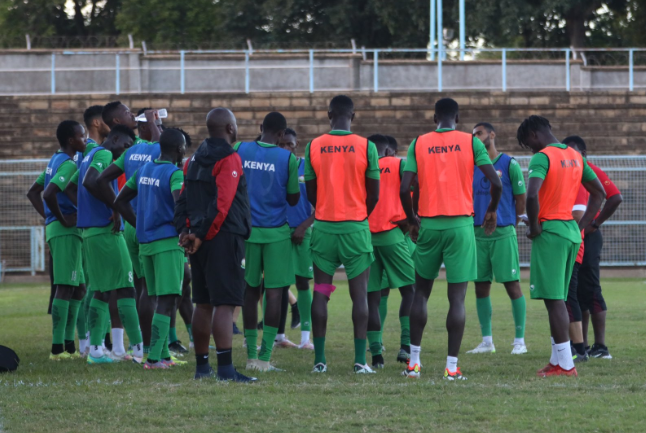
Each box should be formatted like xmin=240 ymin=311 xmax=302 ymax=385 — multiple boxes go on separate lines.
xmin=309 ymin=266 xmax=313 ymax=272
xmin=128 ymin=271 xmax=134 ymax=283
xmin=71 ymin=271 xmax=77 ymax=281
xmin=512 ymin=269 xmax=516 ymax=275
xmin=530 ymin=284 xmax=535 ymax=291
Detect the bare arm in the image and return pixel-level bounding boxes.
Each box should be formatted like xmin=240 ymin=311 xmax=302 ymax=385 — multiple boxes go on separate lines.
xmin=525 ymin=177 xmax=543 ymax=239
xmin=477 ymin=164 xmax=503 ymax=235
xmin=287 ymin=192 xmax=301 ymax=207
xmin=64 ymin=182 xmax=78 ymax=206
xmin=514 ymin=193 xmax=526 ymax=225
xmin=113 ymin=186 xmax=138 ymax=228
xmin=592 ymin=194 xmax=622 ymax=228
xmin=399 ymin=171 xmax=419 ymax=241
xmin=365 ymin=177 xmax=379 ymax=216
xmin=43 ymin=183 xmax=75 ymax=227
xmin=305 ymin=179 xmax=317 ymax=209
xmin=26 ymin=182 xmax=45 ymax=219
xmin=580 ymin=178 xmax=606 ymax=231
xmin=96 ymin=164 xmax=124 ymax=209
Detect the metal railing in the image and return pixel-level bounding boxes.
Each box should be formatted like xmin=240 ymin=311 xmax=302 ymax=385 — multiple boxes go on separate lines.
xmin=1 ymin=47 xmax=645 ymax=95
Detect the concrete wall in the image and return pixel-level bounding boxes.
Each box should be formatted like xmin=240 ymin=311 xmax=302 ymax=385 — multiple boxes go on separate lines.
xmin=1 ymin=50 xmax=644 ymax=94
xmin=1 ymin=90 xmax=645 ymax=159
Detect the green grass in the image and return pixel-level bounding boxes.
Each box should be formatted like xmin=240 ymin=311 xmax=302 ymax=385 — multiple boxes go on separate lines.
xmin=1 ymin=279 xmax=646 ymax=432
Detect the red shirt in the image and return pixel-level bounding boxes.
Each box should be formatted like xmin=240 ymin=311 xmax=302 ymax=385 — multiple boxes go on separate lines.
xmin=588 ymin=161 xmax=621 ymax=220
xmin=573 ymin=185 xmax=589 ymax=264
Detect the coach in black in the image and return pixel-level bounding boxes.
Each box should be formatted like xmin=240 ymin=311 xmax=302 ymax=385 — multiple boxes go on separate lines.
xmin=174 ymin=107 xmax=256 ymax=382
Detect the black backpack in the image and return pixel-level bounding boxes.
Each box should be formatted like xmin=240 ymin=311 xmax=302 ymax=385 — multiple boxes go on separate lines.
xmin=0 ymin=345 xmax=19 ymax=372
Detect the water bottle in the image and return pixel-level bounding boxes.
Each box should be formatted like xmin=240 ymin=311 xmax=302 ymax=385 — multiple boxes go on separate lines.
xmin=135 ymin=108 xmax=167 ymax=122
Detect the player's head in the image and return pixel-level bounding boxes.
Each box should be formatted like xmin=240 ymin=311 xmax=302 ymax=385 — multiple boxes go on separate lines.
xmin=136 ymin=107 xmax=163 ymax=142
xmin=83 ymin=105 xmax=110 ymax=137
xmin=434 ymin=98 xmax=459 ymax=126
xmin=260 ymin=112 xmax=287 ymax=144
xmin=104 ymin=124 xmax=135 ymax=159
xmin=278 ymin=127 xmax=298 ymax=154
xmin=368 ymin=134 xmax=391 ymax=157
xmin=385 ymin=135 xmax=398 ymax=154
xmin=206 ymin=108 xmax=238 ymax=143
xmin=56 ymin=120 xmax=86 ymax=153
xmin=516 ymin=115 xmax=552 ymax=153
xmin=159 ymin=128 xmax=187 ymax=165
xmin=473 ymin=122 xmax=496 ymax=149
xmin=328 ymin=95 xmax=354 ymax=123
xmin=562 ymin=135 xmax=587 ymax=157
xmin=102 ymin=101 xmax=137 ymax=130
xmin=173 ymin=127 xmax=192 ymax=167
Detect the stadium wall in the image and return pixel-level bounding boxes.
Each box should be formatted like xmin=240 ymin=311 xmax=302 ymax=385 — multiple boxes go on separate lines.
xmin=1 ymin=90 xmax=645 ymax=159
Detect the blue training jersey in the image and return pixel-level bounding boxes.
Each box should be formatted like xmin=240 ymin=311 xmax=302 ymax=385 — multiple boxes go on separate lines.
xmin=122 ymin=142 xmax=161 ymax=213
xmin=77 ymin=146 xmax=120 ymax=229
xmin=135 ymin=161 xmax=180 ymax=244
xmin=286 ymin=157 xmax=311 ymax=228
xmin=236 ymin=141 xmax=291 ymax=228
xmin=473 ymin=152 xmax=517 ymax=227
xmin=44 ymin=152 xmax=77 ymax=225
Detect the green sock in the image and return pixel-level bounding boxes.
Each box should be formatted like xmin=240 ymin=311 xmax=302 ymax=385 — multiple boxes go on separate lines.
xmin=51 ymin=299 xmax=70 ymax=345
xmin=245 ymin=329 xmax=258 ymax=359
xmin=161 ymin=335 xmax=171 ymax=360
xmin=169 ymin=327 xmax=178 ymax=344
xmin=476 ymin=296 xmax=493 ymax=338
xmin=149 ymin=313 xmax=171 ymax=362
xmin=117 ymin=297 xmax=143 ymax=346
xmin=185 ymin=324 xmax=194 ymax=343
xmin=65 ymin=299 xmax=82 ymax=341
xmin=354 ymin=338 xmax=367 ymax=365
xmin=511 ymin=296 xmax=526 ymax=339
xmin=379 ymin=295 xmax=389 ymax=335
xmin=313 ymin=337 xmax=326 ymax=365
xmin=367 ymin=331 xmax=382 ymax=356
xmin=259 ymin=325 xmax=278 ymax=362
xmin=399 ymin=316 xmax=410 ymax=346
xmin=75 ymin=298 xmax=87 ymax=338
xmin=88 ymin=298 xmax=109 ymax=347
xmin=297 ymin=289 xmax=312 ymax=331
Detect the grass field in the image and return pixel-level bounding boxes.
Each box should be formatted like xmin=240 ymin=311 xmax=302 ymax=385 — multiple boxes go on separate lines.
xmin=1 ymin=279 xmax=645 ymax=433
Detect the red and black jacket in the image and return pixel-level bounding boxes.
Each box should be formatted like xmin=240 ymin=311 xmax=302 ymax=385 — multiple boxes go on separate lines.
xmin=174 ymin=138 xmax=251 ymax=241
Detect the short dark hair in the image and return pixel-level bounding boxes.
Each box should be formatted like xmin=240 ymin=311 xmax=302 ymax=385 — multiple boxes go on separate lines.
xmin=329 ymin=95 xmax=354 ymax=117
xmin=159 ymin=128 xmax=186 ymax=154
xmin=385 ymin=135 xmax=398 ymax=152
xmin=435 ymin=98 xmax=459 ymax=119
xmin=56 ymin=120 xmax=81 ymax=147
xmin=108 ymin=124 xmax=136 ymax=142
xmin=474 ymin=122 xmax=495 ymax=133
xmin=174 ymin=127 xmax=192 ymax=148
xmin=262 ymin=112 xmax=287 ymax=134
xmin=284 ymin=127 xmax=297 ymax=137
xmin=516 ymin=115 xmax=551 ymax=148
xmin=368 ymin=134 xmax=389 ymax=154
xmin=102 ymin=101 xmax=123 ymax=127
xmin=562 ymin=135 xmax=587 ymax=152
xmin=83 ymin=105 xmax=103 ymax=128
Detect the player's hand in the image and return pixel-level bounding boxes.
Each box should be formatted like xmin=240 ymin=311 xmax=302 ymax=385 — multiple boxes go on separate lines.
xmin=187 ymin=236 xmax=202 ymax=254
xmin=110 ymin=211 xmax=122 ymax=234
xmin=584 ymin=221 xmax=598 ymax=235
xmin=179 ymin=231 xmax=190 ymax=247
xmin=144 ymin=109 xmax=158 ymax=124
xmin=407 ymin=217 xmax=420 ymax=243
xmin=61 ymin=213 xmax=77 ymax=228
xmin=291 ymin=226 xmax=306 ymax=245
xmin=519 ymin=215 xmax=530 ymax=225
xmin=483 ymin=211 xmax=498 ymax=236
xmin=526 ymin=223 xmax=542 ymax=240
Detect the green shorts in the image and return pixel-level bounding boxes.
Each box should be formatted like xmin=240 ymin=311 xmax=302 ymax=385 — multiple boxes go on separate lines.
xmin=405 ymin=233 xmax=416 ymax=257
xmin=124 ymin=222 xmax=142 ymax=278
xmin=311 ymin=227 xmax=374 ymax=280
xmin=47 ymin=235 xmax=83 ymax=287
xmin=291 ymin=227 xmax=313 ymax=279
xmin=245 ymin=238 xmax=295 ymax=289
xmin=530 ymin=231 xmax=579 ymax=300
xmin=141 ymin=249 xmax=185 ymax=297
xmin=474 ymin=235 xmax=521 ymax=283
xmin=369 ymin=241 xmax=415 ymax=292
xmin=414 ymin=225 xmax=476 ymax=283
xmin=83 ymin=231 xmax=134 ymax=293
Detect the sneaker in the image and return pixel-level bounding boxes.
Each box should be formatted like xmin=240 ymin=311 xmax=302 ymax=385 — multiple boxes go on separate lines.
xmin=588 ymin=343 xmax=612 ymax=359
xmin=290 ymin=305 xmax=301 ymax=329
xmin=194 ymin=366 xmax=215 ymax=379
xmin=253 ymin=360 xmax=285 ymax=372
xmin=218 ymin=370 xmax=258 ymax=383
xmin=298 ymin=341 xmax=314 ymax=350
xmin=466 ymin=341 xmax=496 ymax=354
xmin=161 ymin=359 xmax=177 ymax=367
xmin=245 ymin=359 xmax=258 ymax=371
xmin=402 ymin=363 xmax=421 ymax=379
xmin=312 ymin=363 xmax=327 ymax=373
xmin=539 ymin=365 xmax=578 ymax=377
xmin=144 ymin=360 xmax=170 ymax=370
xmin=170 ymin=355 xmax=188 ymax=366
xmin=511 ymin=343 xmax=528 ymax=355
xmin=49 ymin=352 xmax=72 ymax=361
xmin=372 ymin=354 xmax=385 ymax=369
xmin=87 ymin=355 xmax=114 ymax=364
xmin=189 ymin=342 xmax=195 ymax=349
xmin=396 ymin=349 xmax=410 ymax=364
xmin=443 ymin=367 xmax=467 ymax=381
xmin=536 ymin=363 xmax=558 ymax=375
xmin=169 ymin=341 xmax=189 ymax=355
xmin=67 ymin=351 xmax=82 ymax=360
xmin=233 ymin=323 xmax=243 ymax=335
xmin=107 ymin=351 xmax=132 ymax=362
xmin=572 ymin=346 xmax=589 ymax=364
xmin=274 ymin=338 xmax=298 ymax=349
xmin=354 ymin=363 xmax=376 ymax=374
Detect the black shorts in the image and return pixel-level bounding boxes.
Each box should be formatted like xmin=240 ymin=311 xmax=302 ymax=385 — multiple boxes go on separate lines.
xmin=577 ymin=229 xmax=607 ymax=314
xmin=566 ymin=262 xmax=581 ymax=322
xmin=190 ymin=230 xmax=246 ymax=307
